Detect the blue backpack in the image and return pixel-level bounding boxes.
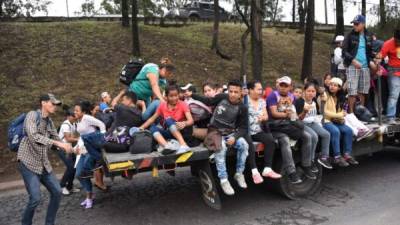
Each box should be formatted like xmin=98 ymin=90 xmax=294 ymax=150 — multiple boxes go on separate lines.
xmin=8 ymin=111 xmax=40 ymax=152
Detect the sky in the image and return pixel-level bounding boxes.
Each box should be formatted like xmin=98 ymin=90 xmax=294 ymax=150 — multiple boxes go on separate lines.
xmin=39 ymin=0 xmax=381 ymax=26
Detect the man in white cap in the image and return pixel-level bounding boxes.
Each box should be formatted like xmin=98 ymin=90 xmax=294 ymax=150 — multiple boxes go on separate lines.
xmin=333 ymin=35 xmax=346 ymax=80
xmin=267 ymin=76 xmax=316 ymax=184
xmin=99 ymin=91 xmax=112 ymax=112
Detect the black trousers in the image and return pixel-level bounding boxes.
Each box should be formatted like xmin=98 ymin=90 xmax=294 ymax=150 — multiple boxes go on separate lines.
xmin=251 ymin=132 xmax=276 ymax=168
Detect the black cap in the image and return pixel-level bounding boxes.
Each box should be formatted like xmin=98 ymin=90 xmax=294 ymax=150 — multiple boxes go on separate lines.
xmin=39 ymin=93 xmax=62 ymax=105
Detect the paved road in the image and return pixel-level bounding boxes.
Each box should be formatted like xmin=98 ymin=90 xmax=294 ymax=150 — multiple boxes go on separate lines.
xmin=1 ymin=150 xmax=400 ymax=225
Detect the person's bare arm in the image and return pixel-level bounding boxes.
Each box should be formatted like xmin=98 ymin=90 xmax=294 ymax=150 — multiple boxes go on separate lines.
xmin=63 ymin=132 xmax=79 ymax=143
xmin=111 ymin=89 xmax=126 ymax=108
xmin=176 ymin=111 xmax=194 ymax=130
xmin=140 ymin=112 xmax=160 ymax=129
xmin=147 ymin=73 xmax=165 ymax=102
xmin=269 ymin=105 xmax=289 ymax=119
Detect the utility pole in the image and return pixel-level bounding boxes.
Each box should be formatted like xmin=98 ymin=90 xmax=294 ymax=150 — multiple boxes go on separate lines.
xmin=66 ymin=0 xmax=70 ymax=17
xmin=324 ymin=0 xmax=328 ymax=24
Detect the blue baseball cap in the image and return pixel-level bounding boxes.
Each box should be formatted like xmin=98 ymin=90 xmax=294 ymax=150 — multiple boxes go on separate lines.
xmin=351 ymin=15 xmax=366 ymax=24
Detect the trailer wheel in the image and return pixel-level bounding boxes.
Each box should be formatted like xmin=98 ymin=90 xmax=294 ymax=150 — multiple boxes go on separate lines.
xmin=195 ymin=160 xmax=222 ymax=210
xmin=278 ymin=163 xmax=323 ymax=200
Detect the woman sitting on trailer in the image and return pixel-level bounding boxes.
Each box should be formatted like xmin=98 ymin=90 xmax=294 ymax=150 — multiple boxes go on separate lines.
xmin=247 ymin=80 xmax=282 ymax=184
xmin=321 ymin=77 xmax=359 ymax=167
xmin=140 ymin=83 xmax=195 ymax=155
xmin=295 ymin=82 xmax=332 ymax=169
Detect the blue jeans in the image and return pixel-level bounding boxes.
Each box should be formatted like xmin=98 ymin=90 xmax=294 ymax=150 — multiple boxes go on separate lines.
xmin=387 ymin=73 xmax=400 ymax=118
xmin=75 ymin=154 xmax=93 ymax=193
xmin=57 ymin=150 xmax=76 ymax=190
xmin=215 ymin=135 xmax=249 ymax=180
xmin=323 ymin=122 xmax=353 ymax=157
xmin=81 ymin=132 xmax=105 ymax=170
xmin=19 ymin=162 xmax=62 ymax=225
xmin=304 ymin=122 xmax=331 ymax=159
xmin=142 ymin=99 xmax=160 ymax=121
xmin=149 ymin=118 xmax=177 ymax=139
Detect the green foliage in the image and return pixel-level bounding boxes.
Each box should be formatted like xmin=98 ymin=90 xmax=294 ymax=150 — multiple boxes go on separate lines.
xmin=0 ymin=0 xmax=52 ymax=17
xmin=100 ymin=0 xmax=122 ymax=14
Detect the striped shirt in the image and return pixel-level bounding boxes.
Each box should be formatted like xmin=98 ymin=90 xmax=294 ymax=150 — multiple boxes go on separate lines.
xmin=17 ymin=110 xmax=60 ymax=174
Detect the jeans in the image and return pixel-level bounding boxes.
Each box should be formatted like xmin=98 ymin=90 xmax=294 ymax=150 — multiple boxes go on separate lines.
xmin=323 ymin=122 xmax=353 ymax=157
xmin=215 ymin=136 xmax=249 ymax=180
xmin=272 ymin=132 xmax=296 ymax=174
xmin=387 ymin=73 xmax=400 ymax=118
xmin=300 ymin=130 xmax=313 ymax=167
xmin=75 ymin=154 xmax=93 ymax=193
xmin=19 ymin=162 xmax=62 ymax=225
xmin=304 ymin=123 xmax=331 ymax=159
xmin=142 ymin=99 xmax=160 ymax=121
xmin=251 ymin=131 xmax=276 ymax=168
xmin=81 ymin=132 xmax=105 ymax=170
xmin=149 ymin=118 xmax=177 ymax=139
xmin=57 ymin=150 xmax=76 ymax=190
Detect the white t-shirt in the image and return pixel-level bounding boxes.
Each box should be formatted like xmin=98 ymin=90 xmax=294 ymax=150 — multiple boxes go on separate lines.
xmin=303 ymin=101 xmax=318 ymax=124
xmin=58 ymin=120 xmax=76 ymax=143
xmin=76 ymin=114 xmax=106 ymax=136
xmin=334 ymin=47 xmax=345 ymax=70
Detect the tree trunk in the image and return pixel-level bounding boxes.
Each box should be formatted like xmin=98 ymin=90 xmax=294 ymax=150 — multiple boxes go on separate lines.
xmin=131 ymin=0 xmax=141 ymax=57
xmin=122 ymin=0 xmax=129 ymax=27
xmin=361 ymin=0 xmax=366 ymax=16
xmin=250 ymin=0 xmax=263 ymax=81
xmin=335 ymin=0 xmax=344 ymax=35
xmin=301 ymin=0 xmax=314 ymax=80
xmin=272 ymin=0 xmax=280 ymax=24
xmin=298 ymin=0 xmax=306 ymax=33
xmin=379 ymin=0 xmax=386 ymax=27
xmin=235 ymin=0 xmax=251 ymax=78
xmin=324 ymin=0 xmax=328 ymax=24
xmin=211 ymin=0 xmax=231 ymax=60
xmin=292 ymin=0 xmax=296 ymax=23
xmin=0 ymin=0 xmax=3 ymax=17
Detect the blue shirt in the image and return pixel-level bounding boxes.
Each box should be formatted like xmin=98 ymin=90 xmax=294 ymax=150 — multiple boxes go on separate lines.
xmin=355 ymin=33 xmax=368 ymax=68
xmin=99 ymin=102 xmax=109 ymax=112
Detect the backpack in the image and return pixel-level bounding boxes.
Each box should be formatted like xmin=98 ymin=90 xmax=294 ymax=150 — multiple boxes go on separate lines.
xmin=95 ymin=111 xmax=115 ymax=130
xmin=186 ymin=99 xmax=212 ymax=122
xmin=8 ymin=111 xmax=40 ymax=152
xmin=129 ymin=130 xmax=154 ymax=154
xmin=119 ymin=58 xmax=145 ymax=86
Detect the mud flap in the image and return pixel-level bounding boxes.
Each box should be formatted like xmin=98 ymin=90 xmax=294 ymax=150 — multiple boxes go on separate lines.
xmin=193 ymin=160 xmax=222 ymax=210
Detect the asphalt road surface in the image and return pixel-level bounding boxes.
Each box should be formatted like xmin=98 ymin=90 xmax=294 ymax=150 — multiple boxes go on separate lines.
xmin=1 ymin=150 xmax=400 ymax=225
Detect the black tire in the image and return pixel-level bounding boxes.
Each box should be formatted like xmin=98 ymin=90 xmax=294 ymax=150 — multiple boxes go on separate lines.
xmin=273 ymin=155 xmax=323 ymax=200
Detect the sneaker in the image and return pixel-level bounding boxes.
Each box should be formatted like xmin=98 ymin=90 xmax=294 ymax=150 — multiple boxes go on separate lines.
xmin=262 ymin=167 xmax=282 ymax=179
xmin=252 ymin=171 xmax=264 ymax=184
xmin=70 ymin=188 xmax=81 ymax=193
xmin=61 ymin=187 xmax=70 ymax=196
xmin=176 ymin=145 xmax=190 ymax=154
xmin=220 ymin=180 xmax=235 ymax=195
xmin=302 ymin=166 xmax=317 ymax=180
xmin=318 ymin=157 xmax=333 ymax=169
xmin=85 ymin=198 xmax=93 ymax=209
xmin=344 ymin=155 xmax=359 ymax=165
xmin=310 ymin=162 xmax=319 ymax=173
xmin=79 ymin=170 xmax=93 ymax=179
xmin=80 ymin=199 xmax=88 ymax=207
xmin=333 ymin=156 xmax=349 ymax=167
xmin=288 ymin=172 xmax=302 ymax=184
xmin=234 ymin=173 xmax=248 ymax=189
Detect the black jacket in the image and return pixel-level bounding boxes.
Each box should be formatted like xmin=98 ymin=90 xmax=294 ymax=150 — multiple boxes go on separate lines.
xmin=192 ymin=93 xmax=248 ymax=140
xmin=342 ymin=29 xmax=374 ymax=67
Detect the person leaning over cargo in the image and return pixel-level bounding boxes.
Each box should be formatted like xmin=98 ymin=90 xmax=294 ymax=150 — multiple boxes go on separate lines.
xmin=17 ymin=93 xmax=73 ymax=225
xmin=321 ymin=77 xmax=359 ymax=167
xmin=129 ymin=57 xmax=175 ymax=121
xmin=190 ymin=80 xmax=251 ymax=196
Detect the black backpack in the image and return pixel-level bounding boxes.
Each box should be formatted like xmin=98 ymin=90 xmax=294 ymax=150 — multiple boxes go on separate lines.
xmin=129 ymin=130 xmax=154 ymax=154
xmin=119 ymin=58 xmax=145 ymax=86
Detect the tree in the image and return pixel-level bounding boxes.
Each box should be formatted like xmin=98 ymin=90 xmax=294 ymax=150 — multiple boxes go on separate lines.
xmin=211 ymin=0 xmax=231 ymax=60
xmin=298 ymin=0 xmax=306 ymax=33
xmin=324 ymin=0 xmax=327 ymax=24
xmin=234 ymin=0 xmax=251 ymax=78
xmin=301 ymin=0 xmax=314 ymax=80
xmin=264 ymin=0 xmax=286 ymax=24
xmin=379 ymin=0 xmax=386 ymax=26
xmin=80 ymin=0 xmax=97 ymax=16
xmin=292 ymin=0 xmax=296 ymax=23
xmin=250 ymin=0 xmax=263 ymax=81
xmin=0 ymin=0 xmax=52 ymax=17
xmin=335 ymin=0 xmax=344 ymax=35
xmin=361 ymin=0 xmax=366 ymax=16
xmin=121 ymin=0 xmax=129 ymax=27
xmin=132 ymin=0 xmax=141 ymax=57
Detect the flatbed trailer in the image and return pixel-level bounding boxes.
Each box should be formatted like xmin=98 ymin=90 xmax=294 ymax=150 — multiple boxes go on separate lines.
xmin=102 ymin=122 xmax=400 ymax=210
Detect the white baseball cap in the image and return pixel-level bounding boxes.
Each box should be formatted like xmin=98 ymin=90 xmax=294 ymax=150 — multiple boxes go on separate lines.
xmin=335 ymin=35 xmax=345 ymax=42
xmin=330 ymin=77 xmax=343 ymax=87
xmin=277 ymin=76 xmax=292 ymax=85
xmin=101 ymin=92 xmax=110 ymax=99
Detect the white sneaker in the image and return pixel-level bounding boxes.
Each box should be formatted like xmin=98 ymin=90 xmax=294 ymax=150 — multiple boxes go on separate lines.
xmin=176 ymin=145 xmax=190 ymax=154
xmin=234 ymin=173 xmax=248 ymax=189
xmin=220 ymin=180 xmax=235 ymax=196
xmin=62 ymin=187 xmax=70 ymax=196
